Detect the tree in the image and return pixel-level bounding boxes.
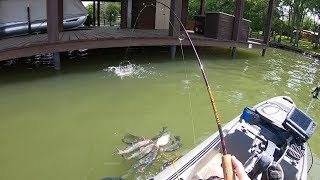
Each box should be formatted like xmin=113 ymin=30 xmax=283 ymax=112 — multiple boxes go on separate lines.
xmin=188 ymin=0 xmax=269 ymax=31
xmin=106 ymin=3 xmax=121 ymax=22
xmin=244 ymin=0 xmax=269 ymax=31
xmin=310 ymin=0 xmax=320 ymax=49
xmin=84 ymin=2 xmax=120 ymax=26
xmin=188 ymin=0 xmax=200 ymax=19
xmin=283 ymin=0 xmax=294 ymax=40
xmin=86 ymin=3 xmax=94 ymax=18
xmin=292 ymin=0 xmax=315 ymax=47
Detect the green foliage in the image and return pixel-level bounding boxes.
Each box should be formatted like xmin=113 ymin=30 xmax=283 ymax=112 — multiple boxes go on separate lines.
xmin=84 ymin=2 xmax=120 ymax=23
xmin=86 ymin=3 xmax=94 ymax=17
xmin=302 ymin=16 xmax=313 ymax=30
xmin=188 ymin=0 xmax=269 ymax=31
xmin=106 ymin=3 xmax=121 ymax=22
xmin=187 ymin=0 xmax=320 ymax=32
xmin=205 ymin=0 xmax=235 ymax=14
xmin=244 ymin=0 xmax=269 ymax=31
xmin=188 ymin=0 xmax=199 ymax=19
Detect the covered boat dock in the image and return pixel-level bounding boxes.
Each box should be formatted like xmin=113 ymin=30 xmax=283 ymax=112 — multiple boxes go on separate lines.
xmin=0 ymin=0 xmax=275 ymax=70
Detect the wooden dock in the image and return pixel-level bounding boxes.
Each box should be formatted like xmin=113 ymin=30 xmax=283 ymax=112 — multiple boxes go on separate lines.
xmin=0 ymin=27 xmax=266 ymax=62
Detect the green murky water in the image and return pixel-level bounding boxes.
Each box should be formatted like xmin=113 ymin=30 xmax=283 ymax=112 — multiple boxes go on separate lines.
xmin=0 ymin=47 xmax=319 ymax=180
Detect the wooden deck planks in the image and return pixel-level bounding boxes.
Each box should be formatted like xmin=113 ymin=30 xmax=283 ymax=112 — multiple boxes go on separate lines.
xmin=68 ymin=31 xmax=78 ymax=41
xmin=0 ymin=27 xmax=267 ymax=61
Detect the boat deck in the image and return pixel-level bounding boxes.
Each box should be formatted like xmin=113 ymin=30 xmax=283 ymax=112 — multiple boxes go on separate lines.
xmin=0 ymin=27 xmax=266 ymax=61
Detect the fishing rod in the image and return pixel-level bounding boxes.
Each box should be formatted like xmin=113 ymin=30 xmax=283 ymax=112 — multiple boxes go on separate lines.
xmin=146 ymin=1 xmax=234 ymax=179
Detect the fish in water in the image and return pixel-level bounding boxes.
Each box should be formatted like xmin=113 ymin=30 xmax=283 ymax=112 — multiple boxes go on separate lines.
xmin=156 ymin=133 xmax=171 ymax=147
xmin=161 ymin=136 xmax=182 ymax=152
xmin=121 ymin=133 xmax=144 ymax=144
xmin=115 ymin=139 xmax=152 ymax=155
xmin=125 ymin=143 xmax=155 ymax=160
xmin=151 ymin=127 xmax=168 ymax=141
xmin=132 ymin=146 xmax=159 ymax=170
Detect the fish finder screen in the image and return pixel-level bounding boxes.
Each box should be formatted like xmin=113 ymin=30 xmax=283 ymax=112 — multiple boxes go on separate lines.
xmin=288 ymin=107 xmax=312 ymax=131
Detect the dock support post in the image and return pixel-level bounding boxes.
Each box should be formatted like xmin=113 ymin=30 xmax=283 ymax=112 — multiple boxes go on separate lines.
xmin=262 ymin=0 xmax=275 ymax=56
xmin=53 ymin=53 xmax=61 ymax=70
xmin=170 ymin=45 xmax=177 ymax=59
xmin=199 ymin=0 xmax=205 ymax=15
xmin=97 ymin=0 xmax=101 ymax=26
xmin=58 ymin=0 xmax=64 ymax=32
xmin=47 ymin=0 xmax=62 ymax=70
xmin=93 ymin=0 xmax=96 ymax=26
xmin=231 ymin=0 xmax=244 ymax=59
xmin=169 ymin=0 xmax=182 ymax=36
xmin=231 ymin=47 xmax=237 ymax=59
xmin=121 ymin=0 xmax=128 ymax=28
xmin=168 ymin=0 xmax=181 ymax=59
xmin=27 ymin=5 xmax=32 ymax=34
xmin=47 ymin=0 xmax=60 ymax=42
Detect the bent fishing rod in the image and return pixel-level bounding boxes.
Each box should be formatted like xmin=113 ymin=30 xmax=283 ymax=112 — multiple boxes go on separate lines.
xmin=146 ymin=1 xmax=234 ymax=179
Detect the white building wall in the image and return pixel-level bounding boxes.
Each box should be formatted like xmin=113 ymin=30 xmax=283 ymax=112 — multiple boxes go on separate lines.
xmin=155 ymin=0 xmax=171 ymax=30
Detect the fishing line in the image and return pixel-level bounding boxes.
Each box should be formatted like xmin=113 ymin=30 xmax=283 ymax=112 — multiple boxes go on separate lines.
xmin=179 ymin=37 xmax=196 ymax=146
xmin=154 ymin=6 xmax=197 ymax=147
xmin=123 ymin=4 xmax=153 ymax=61
xmin=124 ymin=2 xmax=233 ymax=178
xmin=125 ymin=3 xmax=197 ymax=146
xmin=147 ymin=1 xmax=228 ymax=156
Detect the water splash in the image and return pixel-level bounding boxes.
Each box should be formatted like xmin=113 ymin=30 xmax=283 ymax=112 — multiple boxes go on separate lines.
xmin=104 ymin=61 xmax=161 ymax=79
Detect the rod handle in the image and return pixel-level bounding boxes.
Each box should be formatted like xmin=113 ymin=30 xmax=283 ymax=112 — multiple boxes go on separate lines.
xmin=222 ymin=154 xmax=235 ymax=180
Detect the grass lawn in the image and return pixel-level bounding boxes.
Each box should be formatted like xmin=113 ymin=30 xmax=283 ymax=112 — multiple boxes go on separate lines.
xmin=251 ymin=31 xmax=320 ymax=55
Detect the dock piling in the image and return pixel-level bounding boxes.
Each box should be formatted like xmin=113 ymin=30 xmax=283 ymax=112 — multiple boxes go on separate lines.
xmin=231 ymin=47 xmax=237 ymax=59
xmin=170 ymin=45 xmax=176 ymax=59
xmin=262 ymin=49 xmax=266 ymax=56
xmin=53 ymin=52 xmax=61 ymax=70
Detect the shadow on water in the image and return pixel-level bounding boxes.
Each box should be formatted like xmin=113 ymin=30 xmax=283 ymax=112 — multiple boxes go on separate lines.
xmin=0 ymin=46 xmax=261 ymax=86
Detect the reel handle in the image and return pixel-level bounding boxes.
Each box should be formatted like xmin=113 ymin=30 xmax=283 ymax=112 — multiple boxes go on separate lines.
xmin=222 ymin=154 xmax=235 ymax=180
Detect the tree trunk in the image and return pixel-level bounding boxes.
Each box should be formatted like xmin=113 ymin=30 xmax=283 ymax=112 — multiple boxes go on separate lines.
xmin=290 ymin=13 xmax=296 ymax=43
xmin=278 ymin=23 xmax=283 ymax=43
xmin=294 ymin=14 xmax=302 ymax=47
xmin=313 ymin=15 xmax=317 ymax=48
xmin=278 ymin=6 xmax=284 ymax=43
xmin=287 ymin=6 xmax=291 ymax=40
xmin=317 ymin=26 xmax=320 ymax=49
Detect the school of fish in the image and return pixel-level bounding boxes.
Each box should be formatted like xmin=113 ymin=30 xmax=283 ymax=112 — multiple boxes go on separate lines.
xmin=114 ymin=127 xmax=182 ymax=171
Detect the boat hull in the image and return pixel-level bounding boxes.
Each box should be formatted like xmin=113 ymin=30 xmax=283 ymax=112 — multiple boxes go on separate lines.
xmin=0 ymin=16 xmax=87 ymax=39
xmin=153 ymin=96 xmax=311 ymax=180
